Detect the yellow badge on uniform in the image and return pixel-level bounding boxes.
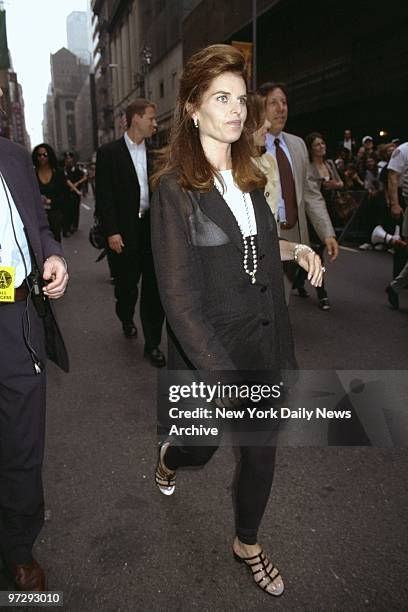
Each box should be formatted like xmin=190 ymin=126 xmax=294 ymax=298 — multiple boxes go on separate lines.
xmin=0 ymin=266 xmax=16 ymax=302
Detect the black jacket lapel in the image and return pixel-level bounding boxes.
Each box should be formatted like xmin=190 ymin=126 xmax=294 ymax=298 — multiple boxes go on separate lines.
xmin=251 ymin=187 xmax=272 ymax=259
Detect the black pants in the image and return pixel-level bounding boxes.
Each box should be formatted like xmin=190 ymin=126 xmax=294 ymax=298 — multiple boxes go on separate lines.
xmin=71 ymin=194 xmax=81 ymax=231
xmin=165 ymin=444 xmax=277 ymax=545
xmin=110 ymin=215 xmax=164 ymax=348
xmin=293 ymin=227 xmax=327 ymax=300
xmin=46 ymin=208 xmax=62 ymax=243
xmin=0 ymin=300 xmax=46 ymax=565
xmin=62 ymin=194 xmax=80 ymax=234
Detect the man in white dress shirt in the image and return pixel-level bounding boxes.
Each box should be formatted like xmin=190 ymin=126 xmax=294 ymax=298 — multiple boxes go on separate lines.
xmin=96 ymin=99 xmax=165 ymax=366
xmin=339 ymin=129 xmax=356 ymax=157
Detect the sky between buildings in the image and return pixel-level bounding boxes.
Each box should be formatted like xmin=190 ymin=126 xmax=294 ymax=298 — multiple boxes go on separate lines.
xmin=4 ymin=0 xmax=89 ymax=147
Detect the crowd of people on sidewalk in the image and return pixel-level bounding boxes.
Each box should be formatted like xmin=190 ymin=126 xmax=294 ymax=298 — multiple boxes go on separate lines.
xmin=330 ymin=131 xmax=405 ymax=251
xmin=0 ymin=43 xmax=406 ymax=599
xmin=28 ymin=84 xmax=407 ymax=318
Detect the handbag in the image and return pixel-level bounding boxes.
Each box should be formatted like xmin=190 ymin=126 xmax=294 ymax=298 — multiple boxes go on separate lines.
xmin=332 ymin=190 xmax=359 ymax=220
xmin=89 ymin=216 xmax=107 ymax=250
xmin=30 ymin=274 xmax=69 ymax=373
xmin=42 ymin=298 xmax=70 ymax=372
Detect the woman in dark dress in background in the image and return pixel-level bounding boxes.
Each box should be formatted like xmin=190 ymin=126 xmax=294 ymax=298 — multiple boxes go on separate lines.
xmin=150 ymin=44 xmax=324 ymax=597
xmin=32 ymin=143 xmax=69 ymax=243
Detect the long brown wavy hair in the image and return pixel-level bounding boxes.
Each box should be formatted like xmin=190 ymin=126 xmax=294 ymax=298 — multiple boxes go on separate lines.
xmin=151 ymin=44 xmax=266 ymax=192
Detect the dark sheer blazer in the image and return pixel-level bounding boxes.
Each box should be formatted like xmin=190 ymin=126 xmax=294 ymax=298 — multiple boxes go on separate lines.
xmin=151 ymin=174 xmax=297 ymax=374
xmin=95 ymin=136 xmax=154 ymax=243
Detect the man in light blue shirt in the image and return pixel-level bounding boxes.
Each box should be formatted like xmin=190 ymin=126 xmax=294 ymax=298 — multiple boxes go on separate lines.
xmin=265 ymin=131 xmax=294 ymax=225
xmin=0 ymin=171 xmax=32 ymax=285
xmin=0 ymin=112 xmax=68 ymax=591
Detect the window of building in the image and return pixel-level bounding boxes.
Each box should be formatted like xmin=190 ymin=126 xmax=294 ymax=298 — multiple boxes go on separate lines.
xmin=171 ymin=71 xmax=177 ymax=91
xmin=66 ymin=114 xmax=76 ymax=148
xmin=159 ymin=80 xmax=164 ymax=98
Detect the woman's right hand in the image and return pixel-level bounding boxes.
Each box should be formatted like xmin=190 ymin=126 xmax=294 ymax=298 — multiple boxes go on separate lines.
xmin=296 ymin=248 xmax=324 ymax=287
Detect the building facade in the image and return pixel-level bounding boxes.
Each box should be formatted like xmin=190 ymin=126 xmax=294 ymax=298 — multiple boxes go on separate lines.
xmin=75 ymin=76 xmax=94 ymax=160
xmin=91 ymin=0 xmax=115 ymax=144
xmin=91 ymin=0 xmax=199 ymax=145
xmin=0 ymin=5 xmax=30 ymax=148
xmin=46 ymin=47 xmax=90 ymax=156
xmin=42 ymin=86 xmax=56 ymax=150
xmin=183 ymin=0 xmax=408 ymax=146
xmin=91 ymin=0 xmax=408 ymax=149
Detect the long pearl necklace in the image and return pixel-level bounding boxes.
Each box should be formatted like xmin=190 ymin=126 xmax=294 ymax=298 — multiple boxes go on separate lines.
xmin=215 ymin=182 xmax=258 ymax=284
xmin=241 ymin=192 xmax=258 ymax=284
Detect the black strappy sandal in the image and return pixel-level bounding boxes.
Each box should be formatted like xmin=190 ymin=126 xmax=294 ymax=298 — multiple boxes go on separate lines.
xmin=233 ymin=548 xmax=284 ymax=596
xmin=155 ymin=441 xmax=176 ymax=496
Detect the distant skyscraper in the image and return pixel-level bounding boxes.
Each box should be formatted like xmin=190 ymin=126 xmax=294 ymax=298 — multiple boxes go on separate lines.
xmin=67 ymin=11 xmax=90 ymax=64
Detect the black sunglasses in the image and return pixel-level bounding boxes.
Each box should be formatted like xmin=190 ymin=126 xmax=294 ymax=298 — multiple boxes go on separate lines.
xmin=37 ymin=152 xmax=48 ymax=158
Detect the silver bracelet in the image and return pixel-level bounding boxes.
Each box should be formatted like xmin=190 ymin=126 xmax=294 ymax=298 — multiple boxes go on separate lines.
xmin=293 ymin=243 xmax=314 ymax=262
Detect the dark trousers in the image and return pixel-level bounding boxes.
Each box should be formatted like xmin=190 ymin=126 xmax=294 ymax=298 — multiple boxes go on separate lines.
xmin=0 ymin=300 xmax=46 ymax=565
xmin=106 ymin=248 xmax=119 ymax=280
xmin=62 ymin=200 xmax=71 ymax=235
xmin=62 ymin=194 xmax=80 ymax=235
xmin=71 ymin=194 xmax=81 ymax=231
xmin=165 ymin=444 xmax=277 ymax=545
xmin=293 ymin=223 xmax=327 ymax=299
xmin=110 ymin=215 xmax=164 ymax=348
xmin=46 ymin=208 xmax=63 ymax=243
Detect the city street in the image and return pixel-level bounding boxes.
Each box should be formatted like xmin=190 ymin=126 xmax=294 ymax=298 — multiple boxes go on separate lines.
xmin=1 ymin=196 xmax=407 ymax=611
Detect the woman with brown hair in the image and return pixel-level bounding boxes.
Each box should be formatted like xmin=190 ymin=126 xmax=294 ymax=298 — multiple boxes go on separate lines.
xmin=151 ymin=44 xmax=324 ymax=597
xmin=293 ymin=132 xmax=343 ymax=309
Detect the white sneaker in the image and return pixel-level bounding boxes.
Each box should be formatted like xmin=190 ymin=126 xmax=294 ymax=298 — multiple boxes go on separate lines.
xmin=358 ymin=243 xmax=373 ymax=250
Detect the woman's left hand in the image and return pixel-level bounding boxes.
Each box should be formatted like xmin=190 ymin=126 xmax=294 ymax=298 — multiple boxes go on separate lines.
xmin=297 ymin=249 xmax=324 ymax=287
